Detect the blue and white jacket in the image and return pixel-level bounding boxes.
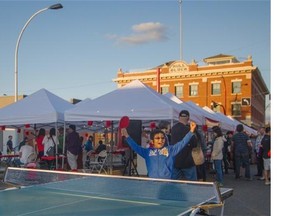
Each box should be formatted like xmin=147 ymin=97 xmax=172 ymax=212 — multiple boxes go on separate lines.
xmin=125 ymin=131 xmax=194 ymax=179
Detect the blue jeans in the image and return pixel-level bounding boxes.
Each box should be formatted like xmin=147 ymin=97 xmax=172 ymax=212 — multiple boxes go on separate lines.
xmin=213 ymin=160 xmax=223 ymax=184
xmin=172 ymin=166 xmax=197 ymax=180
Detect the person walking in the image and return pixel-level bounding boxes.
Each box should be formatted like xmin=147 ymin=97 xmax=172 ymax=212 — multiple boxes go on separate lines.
xmin=6 ymin=135 xmax=13 ymax=154
xmin=231 ymin=124 xmax=253 ymax=180
xmin=171 ymin=110 xmax=198 ymax=181
xmin=65 ymin=125 xmax=82 ymax=171
xmin=211 ymin=126 xmax=224 ymax=186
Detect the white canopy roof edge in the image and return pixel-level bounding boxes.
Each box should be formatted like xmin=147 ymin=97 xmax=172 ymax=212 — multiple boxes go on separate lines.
xmin=65 ymin=80 xmax=202 ymax=124
xmin=163 ymin=93 xmax=205 ymax=125
xmin=202 ymin=106 xmax=236 ymax=131
xmin=0 ymin=88 xmax=74 ymax=126
xmin=202 ymin=106 xmax=257 ymax=134
xmin=227 ymin=116 xmax=257 ymax=135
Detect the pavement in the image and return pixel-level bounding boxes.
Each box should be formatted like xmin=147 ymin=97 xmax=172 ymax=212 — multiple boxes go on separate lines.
xmin=0 ymin=164 xmax=270 ymax=216
xmin=207 ymin=164 xmax=271 ymax=216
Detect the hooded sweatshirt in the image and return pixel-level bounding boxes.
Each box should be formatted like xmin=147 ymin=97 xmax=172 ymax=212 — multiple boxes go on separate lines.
xmin=125 ymin=131 xmax=194 ymax=179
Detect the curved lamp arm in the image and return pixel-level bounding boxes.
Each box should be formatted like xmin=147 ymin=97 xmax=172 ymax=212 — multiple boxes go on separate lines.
xmin=14 ymin=4 xmax=63 ymax=102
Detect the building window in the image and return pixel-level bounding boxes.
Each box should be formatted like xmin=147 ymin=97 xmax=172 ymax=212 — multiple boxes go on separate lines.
xmin=232 ymin=81 xmax=242 ymax=94
xmin=175 ymin=85 xmax=183 ymax=98
xmin=211 ymin=83 xmax=221 ymax=95
xmin=232 ymin=103 xmax=241 ymax=117
xmin=161 ymin=86 xmax=169 ymax=95
xmin=189 ymin=84 xmax=198 ymax=96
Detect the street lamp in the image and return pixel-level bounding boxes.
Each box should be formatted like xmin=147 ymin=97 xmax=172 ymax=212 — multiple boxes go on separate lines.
xmin=211 ymin=100 xmax=226 ymax=115
xmin=14 ymin=3 xmax=63 ymax=102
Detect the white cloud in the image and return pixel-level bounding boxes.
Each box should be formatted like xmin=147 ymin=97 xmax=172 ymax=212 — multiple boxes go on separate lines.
xmin=109 ymin=22 xmax=168 ymax=45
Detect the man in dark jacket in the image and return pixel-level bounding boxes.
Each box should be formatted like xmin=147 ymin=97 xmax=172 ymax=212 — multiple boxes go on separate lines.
xmin=66 ymin=125 xmax=82 ymax=170
xmin=7 ymin=135 xmax=13 ymax=154
xmin=231 ymin=124 xmax=253 ymax=180
xmin=171 ymin=110 xmax=197 ymax=180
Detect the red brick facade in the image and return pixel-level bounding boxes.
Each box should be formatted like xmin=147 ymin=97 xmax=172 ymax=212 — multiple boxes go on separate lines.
xmin=113 ymin=54 xmax=269 ymax=128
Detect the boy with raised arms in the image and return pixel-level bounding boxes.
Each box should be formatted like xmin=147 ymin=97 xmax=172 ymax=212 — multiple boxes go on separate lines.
xmin=121 ymin=121 xmax=196 ymax=179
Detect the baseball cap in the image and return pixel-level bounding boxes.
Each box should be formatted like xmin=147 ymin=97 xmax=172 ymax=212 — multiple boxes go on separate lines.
xmin=69 ymin=124 xmax=76 ymax=131
xmin=179 ymin=110 xmax=190 ymax=117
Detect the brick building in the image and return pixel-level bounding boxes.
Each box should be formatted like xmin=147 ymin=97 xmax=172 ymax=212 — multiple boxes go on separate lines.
xmin=0 ymin=95 xmax=26 ymax=109
xmin=113 ymin=54 xmax=269 ymax=128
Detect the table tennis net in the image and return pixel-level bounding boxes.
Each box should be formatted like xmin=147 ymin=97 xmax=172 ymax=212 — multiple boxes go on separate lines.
xmin=4 ymin=167 xmax=224 ymax=204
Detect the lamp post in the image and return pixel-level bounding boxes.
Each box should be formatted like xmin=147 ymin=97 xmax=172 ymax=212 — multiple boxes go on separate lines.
xmin=179 ymin=0 xmax=183 ymax=60
xmin=14 ymin=3 xmax=63 ymax=102
xmin=221 ymin=75 xmax=227 ymax=114
xmin=211 ymin=100 xmax=226 ymax=115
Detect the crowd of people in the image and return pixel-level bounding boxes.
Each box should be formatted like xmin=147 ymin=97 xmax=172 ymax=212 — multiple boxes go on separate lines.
xmin=2 ymin=110 xmax=271 ymax=187
xmin=123 ymin=109 xmax=271 ymax=187
xmin=2 ymin=125 xmax=108 ymax=171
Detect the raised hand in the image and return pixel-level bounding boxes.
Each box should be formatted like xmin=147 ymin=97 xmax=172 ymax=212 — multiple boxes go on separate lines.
xmin=121 ymin=128 xmax=129 ymax=138
xmin=190 ymin=121 xmax=197 ymax=133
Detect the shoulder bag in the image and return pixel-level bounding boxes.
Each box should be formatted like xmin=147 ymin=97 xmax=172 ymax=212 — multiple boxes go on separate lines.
xmin=46 ymin=136 xmax=56 ymax=157
xmin=191 ymin=140 xmax=205 ymax=166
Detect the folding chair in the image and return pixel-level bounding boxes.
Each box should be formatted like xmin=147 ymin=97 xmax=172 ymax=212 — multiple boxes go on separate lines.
xmin=85 ymin=150 xmax=95 ymax=169
xmin=89 ymin=150 xmax=108 ymax=174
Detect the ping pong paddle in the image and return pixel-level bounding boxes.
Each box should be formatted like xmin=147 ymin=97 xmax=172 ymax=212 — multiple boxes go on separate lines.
xmin=119 ymin=116 xmax=130 ymax=128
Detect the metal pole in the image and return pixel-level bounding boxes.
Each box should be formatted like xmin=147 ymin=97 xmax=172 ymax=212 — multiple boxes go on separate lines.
xmin=179 ymin=0 xmax=183 ymax=60
xmin=55 ymin=122 xmax=58 ymax=169
xmin=14 ymin=4 xmax=63 ymax=102
xmin=221 ymin=75 xmax=227 ymax=115
xmin=109 ymin=121 xmax=114 ymax=174
xmin=62 ymin=121 xmax=66 ymax=169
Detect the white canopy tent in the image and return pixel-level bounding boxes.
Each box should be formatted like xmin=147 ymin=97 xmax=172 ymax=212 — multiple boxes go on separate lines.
xmin=227 ymin=116 xmax=257 ymax=135
xmin=185 ymin=102 xmax=220 ymax=127
xmin=202 ymin=106 xmax=257 ymax=134
xmin=65 ymin=80 xmax=202 ymax=124
xmin=0 ymin=89 xmax=74 ymax=168
xmin=164 ymin=93 xmax=209 ymax=125
xmin=216 ymin=112 xmax=257 ymax=135
xmin=0 ymin=88 xmax=74 ymax=127
xmin=65 ymin=80 xmax=205 ymax=174
xmin=163 ymin=93 xmax=219 ymax=127
xmin=202 ymin=106 xmax=236 ymax=131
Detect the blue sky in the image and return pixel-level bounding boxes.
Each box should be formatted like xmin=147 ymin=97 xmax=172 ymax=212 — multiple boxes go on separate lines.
xmin=0 ymin=0 xmax=270 ymax=101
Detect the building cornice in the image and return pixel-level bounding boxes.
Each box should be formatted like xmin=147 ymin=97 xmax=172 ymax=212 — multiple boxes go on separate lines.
xmin=113 ymin=65 xmax=256 ymax=83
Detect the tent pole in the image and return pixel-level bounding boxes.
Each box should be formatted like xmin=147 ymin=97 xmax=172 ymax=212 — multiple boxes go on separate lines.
xmin=62 ymin=121 xmax=66 ymax=169
xmin=33 ymin=124 xmax=37 ymax=153
xmin=55 ymin=122 xmax=58 ymax=169
xmin=109 ymin=121 xmax=114 ymax=175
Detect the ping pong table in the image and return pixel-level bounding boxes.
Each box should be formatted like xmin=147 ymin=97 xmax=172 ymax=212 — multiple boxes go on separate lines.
xmin=0 ymin=167 xmax=233 ymax=216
